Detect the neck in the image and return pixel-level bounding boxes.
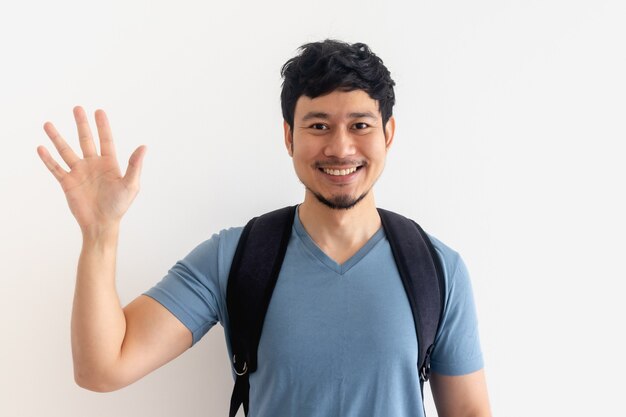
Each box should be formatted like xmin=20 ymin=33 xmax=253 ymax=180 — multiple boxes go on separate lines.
xmin=298 ymin=191 xmax=381 ymax=264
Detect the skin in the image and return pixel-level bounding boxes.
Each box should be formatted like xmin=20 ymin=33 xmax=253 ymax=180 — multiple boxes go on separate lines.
xmin=39 ymin=98 xmax=491 ymax=416
xmin=284 ymin=90 xmax=395 ymax=264
xmin=38 ymin=107 xmax=190 ymax=391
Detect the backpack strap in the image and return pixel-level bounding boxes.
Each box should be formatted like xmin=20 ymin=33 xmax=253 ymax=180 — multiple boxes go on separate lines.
xmin=226 ymin=205 xmax=297 ymax=417
xmin=227 ymin=206 xmax=445 ymax=416
xmin=377 ymin=208 xmax=446 ymax=390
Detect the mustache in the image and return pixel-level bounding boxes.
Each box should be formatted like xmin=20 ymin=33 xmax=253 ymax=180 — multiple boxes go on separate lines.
xmin=314 ymin=158 xmax=366 ymax=168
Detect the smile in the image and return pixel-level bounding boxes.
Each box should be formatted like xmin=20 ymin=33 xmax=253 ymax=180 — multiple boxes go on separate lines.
xmin=321 ymin=167 xmax=359 ymax=176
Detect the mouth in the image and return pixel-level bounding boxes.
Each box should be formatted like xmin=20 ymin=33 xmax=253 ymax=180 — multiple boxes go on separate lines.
xmin=319 ymin=166 xmax=362 ymax=176
xmin=316 ymin=159 xmax=366 ymax=177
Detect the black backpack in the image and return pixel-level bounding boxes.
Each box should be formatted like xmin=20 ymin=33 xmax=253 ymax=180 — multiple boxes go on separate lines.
xmin=226 ymin=206 xmax=445 ymax=417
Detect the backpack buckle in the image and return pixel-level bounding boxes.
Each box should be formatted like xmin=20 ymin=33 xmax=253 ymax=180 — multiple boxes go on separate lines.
xmin=232 ymin=355 xmax=248 ymax=376
xmin=419 ymin=344 xmax=435 ymax=382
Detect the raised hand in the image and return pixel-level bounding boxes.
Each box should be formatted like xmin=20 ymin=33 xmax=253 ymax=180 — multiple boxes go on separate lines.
xmin=37 ymin=106 xmax=147 ymax=235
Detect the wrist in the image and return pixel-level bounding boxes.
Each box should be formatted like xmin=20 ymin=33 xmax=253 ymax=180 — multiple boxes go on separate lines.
xmin=81 ymin=223 xmax=121 ymax=245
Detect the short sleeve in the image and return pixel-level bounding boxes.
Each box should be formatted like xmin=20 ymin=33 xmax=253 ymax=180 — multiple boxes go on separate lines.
xmin=429 ymin=250 xmax=484 ymax=376
xmin=144 ymin=232 xmax=227 ymax=345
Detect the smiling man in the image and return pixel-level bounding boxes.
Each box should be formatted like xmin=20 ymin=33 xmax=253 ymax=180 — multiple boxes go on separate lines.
xmin=288 ymin=89 xmax=393 ymax=211
xmin=39 ymin=40 xmax=491 ymax=417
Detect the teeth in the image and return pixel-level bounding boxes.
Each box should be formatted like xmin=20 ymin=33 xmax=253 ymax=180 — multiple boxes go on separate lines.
xmin=323 ymin=167 xmax=358 ymax=176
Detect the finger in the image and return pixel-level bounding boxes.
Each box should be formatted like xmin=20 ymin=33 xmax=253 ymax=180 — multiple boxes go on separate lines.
xmin=95 ymin=109 xmax=117 ymax=158
xmin=123 ymin=145 xmax=147 ymax=189
xmin=37 ymin=145 xmax=69 ymax=183
xmin=73 ymin=106 xmax=98 ymax=158
xmin=43 ymin=121 xmax=81 ymax=168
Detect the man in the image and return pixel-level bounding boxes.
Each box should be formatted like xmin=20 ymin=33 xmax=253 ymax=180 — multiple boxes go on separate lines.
xmin=38 ymin=40 xmax=491 ymax=416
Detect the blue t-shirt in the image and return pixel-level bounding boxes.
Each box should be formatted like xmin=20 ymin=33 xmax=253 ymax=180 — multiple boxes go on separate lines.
xmin=145 ymin=210 xmax=483 ymax=417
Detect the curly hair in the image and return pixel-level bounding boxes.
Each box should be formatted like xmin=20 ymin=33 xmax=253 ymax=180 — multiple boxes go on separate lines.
xmin=280 ymin=40 xmax=396 ymax=130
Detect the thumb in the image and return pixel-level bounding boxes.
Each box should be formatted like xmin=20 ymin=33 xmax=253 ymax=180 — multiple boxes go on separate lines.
xmin=123 ymin=145 xmax=147 ymax=189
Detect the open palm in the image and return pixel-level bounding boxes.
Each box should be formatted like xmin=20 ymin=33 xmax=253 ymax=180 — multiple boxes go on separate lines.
xmin=37 ymin=106 xmax=147 ymax=232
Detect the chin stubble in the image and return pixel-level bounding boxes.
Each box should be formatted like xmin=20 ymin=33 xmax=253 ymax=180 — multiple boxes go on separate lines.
xmin=307 ymin=187 xmax=370 ymax=210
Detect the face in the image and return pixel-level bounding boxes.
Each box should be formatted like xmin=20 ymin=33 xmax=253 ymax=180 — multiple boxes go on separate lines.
xmin=284 ymin=89 xmax=395 ymax=210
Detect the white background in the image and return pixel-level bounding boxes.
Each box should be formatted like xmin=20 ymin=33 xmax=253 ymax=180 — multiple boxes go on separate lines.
xmin=1 ymin=0 xmax=625 ymax=416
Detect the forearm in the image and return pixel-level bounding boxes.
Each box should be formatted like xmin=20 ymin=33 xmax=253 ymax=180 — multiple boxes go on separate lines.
xmin=71 ymin=225 xmax=126 ymax=390
xmin=40 ymin=107 xmax=150 ymax=390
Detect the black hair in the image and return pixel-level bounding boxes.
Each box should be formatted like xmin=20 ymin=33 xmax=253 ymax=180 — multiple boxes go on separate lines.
xmin=280 ymin=39 xmax=396 ymax=131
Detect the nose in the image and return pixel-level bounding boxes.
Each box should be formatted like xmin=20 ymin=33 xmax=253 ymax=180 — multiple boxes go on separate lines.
xmin=323 ymin=126 xmax=356 ymax=158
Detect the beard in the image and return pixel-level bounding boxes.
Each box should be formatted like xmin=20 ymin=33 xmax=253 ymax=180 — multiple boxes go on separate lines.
xmin=307 ymin=187 xmax=370 ymax=210
xmin=305 ymin=157 xmax=372 ymax=209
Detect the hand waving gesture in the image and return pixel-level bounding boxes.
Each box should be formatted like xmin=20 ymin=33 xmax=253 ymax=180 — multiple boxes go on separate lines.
xmin=37 ymin=106 xmax=147 ymax=235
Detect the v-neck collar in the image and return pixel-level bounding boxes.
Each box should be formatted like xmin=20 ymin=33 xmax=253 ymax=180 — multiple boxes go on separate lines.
xmin=293 ymin=206 xmax=385 ymax=275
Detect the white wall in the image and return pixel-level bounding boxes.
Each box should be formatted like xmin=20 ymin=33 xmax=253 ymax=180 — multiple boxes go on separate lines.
xmin=1 ymin=0 xmax=624 ymax=416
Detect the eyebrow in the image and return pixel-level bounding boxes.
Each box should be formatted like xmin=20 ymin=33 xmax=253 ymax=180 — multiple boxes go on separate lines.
xmin=348 ymin=111 xmax=377 ymax=119
xmin=301 ymin=112 xmax=330 ymax=121
xmin=300 ymin=111 xmax=378 ymax=121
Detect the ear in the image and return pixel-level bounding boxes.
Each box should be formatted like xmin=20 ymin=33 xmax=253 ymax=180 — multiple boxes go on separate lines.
xmin=283 ymin=120 xmax=294 ymax=156
xmin=384 ymin=116 xmax=396 ymax=150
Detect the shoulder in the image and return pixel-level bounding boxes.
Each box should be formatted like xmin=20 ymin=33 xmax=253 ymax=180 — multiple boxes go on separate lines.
xmin=379 ymin=209 xmax=466 ymax=288
xmin=425 ymin=233 xmax=484 ymax=374
xmin=213 ymin=226 xmax=245 ymax=257
xmin=424 ymin=232 xmax=475 ymax=305
xmin=179 ymin=226 xmax=244 ymax=270
xmin=171 ymin=225 xmax=245 ymax=309
xmin=425 ymin=233 xmax=464 ymax=286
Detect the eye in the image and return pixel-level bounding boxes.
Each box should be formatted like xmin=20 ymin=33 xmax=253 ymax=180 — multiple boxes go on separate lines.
xmin=353 ymin=122 xmax=370 ymax=130
xmin=310 ymin=123 xmax=328 ymax=130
